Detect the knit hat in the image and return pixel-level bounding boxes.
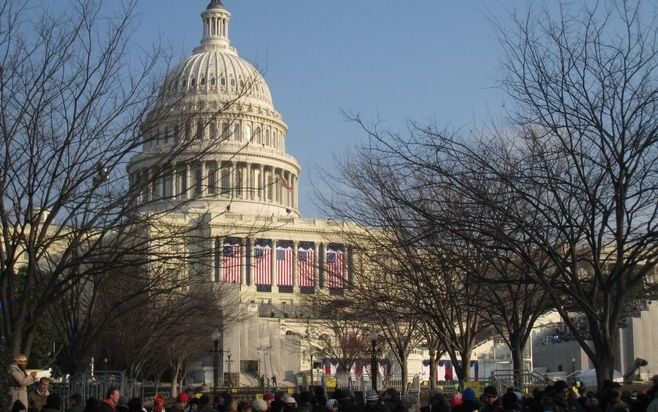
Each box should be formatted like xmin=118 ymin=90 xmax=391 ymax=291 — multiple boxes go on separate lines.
xmin=365 ymin=389 xmax=379 ymax=402
xmin=483 ymin=386 xmax=498 ymax=398
xmin=325 ymin=399 xmax=338 ymax=409
xmin=462 ymin=388 xmax=476 ymax=402
xmin=263 ymin=394 xmax=276 ymax=401
xmin=252 ymin=400 xmax=267 ymax=412
xmin=553 ymin=380 xmax=569 ymax=392
xmin=177 ymin=393 xmax=189 ymax=403
xmin=282 ymin=395 xmax=296 ymax=405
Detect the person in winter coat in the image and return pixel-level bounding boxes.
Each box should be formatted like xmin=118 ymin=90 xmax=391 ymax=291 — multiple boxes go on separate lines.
xmin=8 ymin=354 xmax=38 ymax=412
xmin=453 ymin=388 xmax=481 ymax=412
xmin=480 ymin=386 xmax=503 ymax=412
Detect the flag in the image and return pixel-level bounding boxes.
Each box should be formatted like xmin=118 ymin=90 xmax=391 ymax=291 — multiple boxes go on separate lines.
xmin=298 ymin=245 xmax=315 ymax=287
xmin=444 ymin=360 xmax=453 ymax=381
xmin=324 ymin=359 xmax=332 ymax=375
xmin=281 ymin=179 xmax=293 ymax=192
xmin=254 ymin=243 xmax=271 ymax=286
xmin=221 ymin=239 xmax=241 ymax=283
xmin=326 ymin=248 xmax=345 ymax=289
xmin=276 ymin=244 xmax=293 ymax=286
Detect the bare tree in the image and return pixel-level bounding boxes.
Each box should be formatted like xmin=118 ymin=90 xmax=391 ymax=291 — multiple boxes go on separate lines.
xmin=484 ymin=0 xmax=658 ymax=387
xmin=0 ymin=0 xmax=269 ymax=363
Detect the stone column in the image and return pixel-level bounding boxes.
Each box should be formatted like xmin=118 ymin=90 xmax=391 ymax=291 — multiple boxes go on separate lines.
xmin=293 ymin=240 xmax=299 ymax=293
xmin=240 ymin=237 xmax=247 ymax=286
xmin=227 ymin=161 xmax=234 ymax=197
xmin=201 ymin=161 xmax=208 ymax=196
xmin=215 ymin=237 xmax=223 ymax=282
xmin=185 ymin=163 xmax=192 ymax=198
xmin=245 ymin=238 xmax=253 ymax=288
xmin=259 ymin=164 xmax=265 ymax=201
xmin=271 ymin=239 xmax=278 ymax=293
xmin=314 ymin=243 xmax=321 ymax=290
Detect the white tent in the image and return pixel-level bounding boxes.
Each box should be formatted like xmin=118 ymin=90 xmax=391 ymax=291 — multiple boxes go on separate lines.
xmin=574 ymin=369 xmax=623 ymax=388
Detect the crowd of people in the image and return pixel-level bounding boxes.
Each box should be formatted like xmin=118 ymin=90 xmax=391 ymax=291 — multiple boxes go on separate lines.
xmin=8 ymin=354 xmax=658 ymax=412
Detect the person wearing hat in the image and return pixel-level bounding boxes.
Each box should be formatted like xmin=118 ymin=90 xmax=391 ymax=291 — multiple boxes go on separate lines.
xmin=325 ymin=399 xmax=339 ymax=412
xmin=67 ymin=393 xmax=84 ymax=412
xmin=421 ymin=389 xmax=449 ymax=412
xmin=453 ymin=388 xmax=480 ymax=412
xmin=543 ymin=381 xmax=581 ymax=412
xmin=251 ymin=400 xmax=267 ymax=412
xmin=9 ymin=354 xmax=38 ymax=412
xmin=171 ymin=393 xmax=190 ymax=412
xmin=365 ymin=390 xmax=390 ymax=412
xmin=479 ymin=386 xmax=502 ymax=412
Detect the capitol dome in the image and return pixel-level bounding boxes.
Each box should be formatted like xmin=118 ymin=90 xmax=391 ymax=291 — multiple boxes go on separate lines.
xmin=128 ymin=0 xmax=300 ymax=217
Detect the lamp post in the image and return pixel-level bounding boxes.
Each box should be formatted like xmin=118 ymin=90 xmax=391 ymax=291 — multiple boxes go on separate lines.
xmin=368 ymin=331 xmax=380 ymax=392
xmin=571 ymin=358 xmax=576 ymax=374
xmin=227 ymin=350 xmax=233 ymax=387
xmin=212 ymin=328 xmax=221 ymax=394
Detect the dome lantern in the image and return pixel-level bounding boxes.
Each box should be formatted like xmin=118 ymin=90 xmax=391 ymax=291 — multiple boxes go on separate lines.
xmin=196 ymin=0 xmax=232 ymax=53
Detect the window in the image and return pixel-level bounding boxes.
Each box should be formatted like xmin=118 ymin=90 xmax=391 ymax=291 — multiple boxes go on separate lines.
xmin=234 ymin=124 xmax=241 ymax=141
xmin=222 ymin=122 xmax=229 ymax=139
xmin=164 ymin=126 xmax=170 ymax=145
xmin=220 ymin=77 xmax=226 ymax=87
xmin=255 ymin=127 xmax=262 ymax=144
xmin=194 ymin=166 xmax=203 ymax=196
xmin=235 ymin=168 xmax=242 ymax=197
xmin=209 ymin=122 xmax=217 ymax=140
xmin=208 ymin=167 xmax=218 ymax=194
xmin=191 ymin=78 xmax=196 ymax=87
xmin=196 ymin=120 xmax=204 ymax=140
xmin=185 ymin=120 xmax=192 ymax=140
xmin=210 ymin=77 xmax=216 ymax=86
xmin=174 ymin=125 xmax=180 ymax=144
xmin=221 ymin=167 xmax=230 ymax=194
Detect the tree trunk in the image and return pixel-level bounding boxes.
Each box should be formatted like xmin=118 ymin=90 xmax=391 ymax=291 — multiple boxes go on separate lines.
xmin=594 ymin=354 xmax=615 ymax=390
xmin=429 ymin=348 xmax=437 ymax=390
xmin=510 ymin=338 xmax=524 ymax=389
xmin=400 ymin=356 xmax=409 ymax=396
xmin=453 ymin=349 xmax=471 ymax=390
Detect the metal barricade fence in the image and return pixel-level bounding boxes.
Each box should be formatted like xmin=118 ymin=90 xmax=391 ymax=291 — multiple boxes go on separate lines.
xmin=53 ymin=371 xmax=143 ymax=407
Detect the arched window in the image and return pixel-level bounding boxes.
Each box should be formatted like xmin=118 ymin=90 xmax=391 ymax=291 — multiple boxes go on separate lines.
xmin=209 ymin=122 xmax=217 ymax=140
xmin=234 ymin=124 xmax=241 ymax=141
xmin=196 ymin=120 xmax=204 ymax=140
xmin=235 ymin=168 xmax=242 ymax=197
xmin=220 ymin=166 xmax=230 ymax=195
xmin=185 ymin=120 xmax=192 ymax=140
xmin=255 ymin=127 xmax=262 ymax=144
xmin=265 ymin=129 xmax=270 ymax=147
xmin=222 ymin=122 xmax=229 ymax=139
xmin=210 ymin=77 xmax=216 ymax=86
xmin=191 ymin=77 xmax=196 ymax=87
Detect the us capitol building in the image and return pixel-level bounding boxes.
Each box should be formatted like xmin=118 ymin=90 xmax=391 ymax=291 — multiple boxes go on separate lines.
xmin=127 ymin=0 xmax=354 ymax=387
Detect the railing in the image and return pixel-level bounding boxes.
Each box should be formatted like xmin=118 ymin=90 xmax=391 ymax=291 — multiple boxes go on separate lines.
xmin=489 ymin=370 xmax=550 ymax=394
xmin=53 ymin=371 xmax=143 ymax=407
xmin=332 ymin=374 xmax=421 ymax=394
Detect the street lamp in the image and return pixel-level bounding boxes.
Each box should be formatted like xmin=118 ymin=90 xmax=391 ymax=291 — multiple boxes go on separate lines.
xmin=368 ymin=331 xmax=380 ymax=392
xmin=212 ymin=328 xmax=221 ymax=394
xmin=571 ymin=358 xmax=576 ymax=374
xmin=226 ymin=349 xmax=233 ymax=387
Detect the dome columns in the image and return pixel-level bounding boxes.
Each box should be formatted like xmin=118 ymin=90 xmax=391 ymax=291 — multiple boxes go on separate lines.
xmin=129 ymin=159 xmax=299 ymax=214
